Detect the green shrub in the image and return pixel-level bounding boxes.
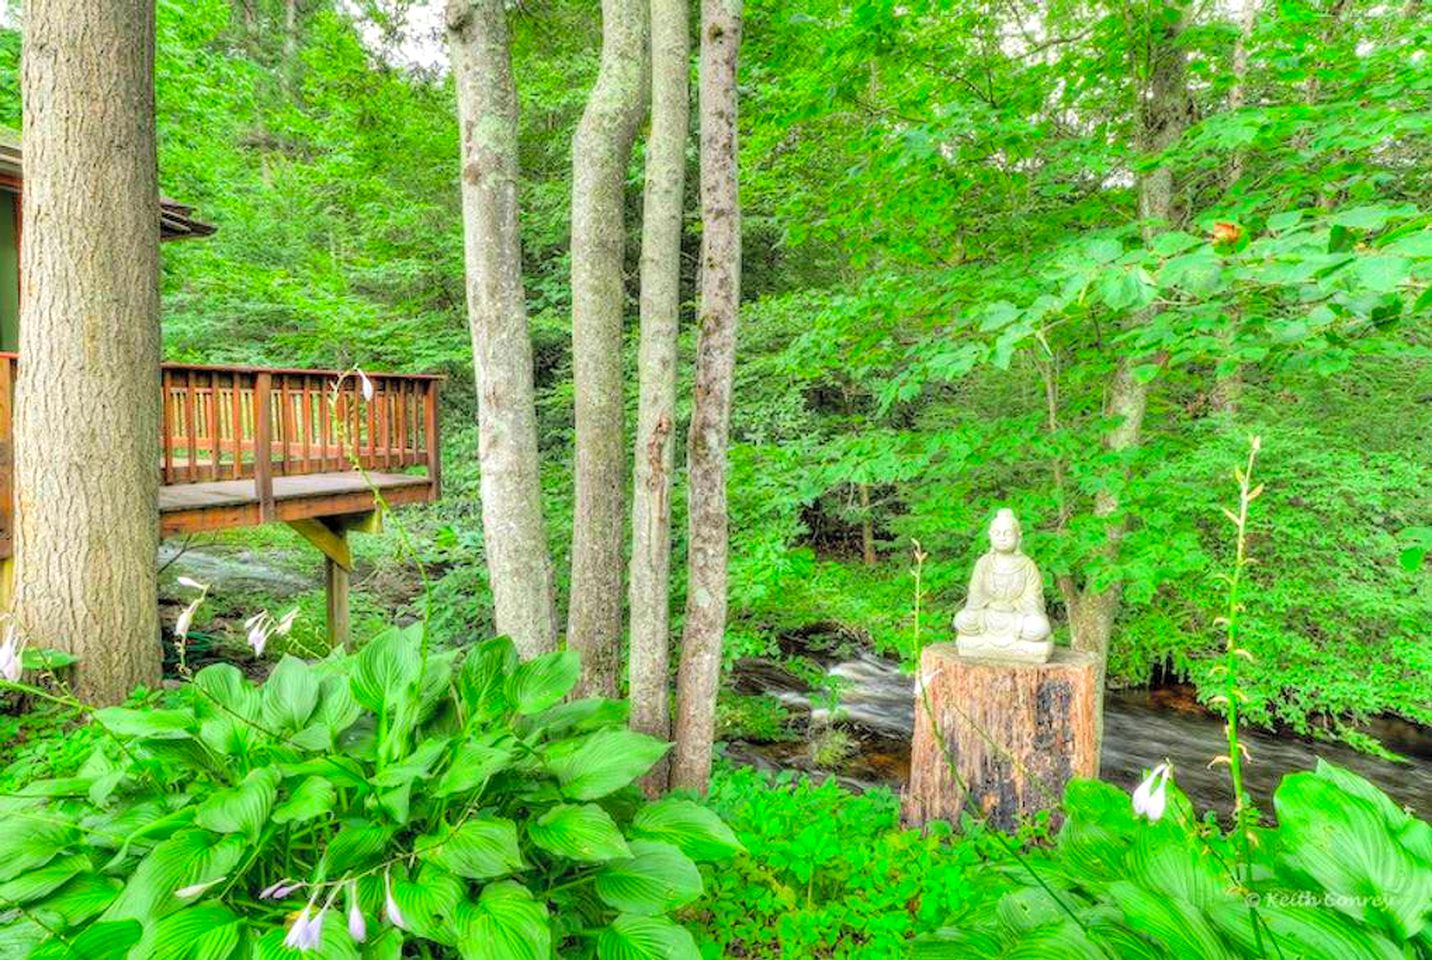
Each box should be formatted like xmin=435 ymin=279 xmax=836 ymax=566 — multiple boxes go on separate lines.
xmin=0 ymin=627 xmax=739 ymax=959
xmin=916 ymin=761 xmax=1432 ymax=958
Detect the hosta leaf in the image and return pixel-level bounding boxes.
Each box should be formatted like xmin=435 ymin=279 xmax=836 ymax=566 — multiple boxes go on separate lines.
xmin=517 ymin=698 xmax=629 ymax=740
xmin=542 ymin=729 xmax=670 ymax=801
xmin=93 ymin=707 xmax=195 ymax=741
xmin=1275 ymin=771 xmax=1432 ymax=940
xmin=527 ymin=804 xmax=631 ymax=862
xmin=457 ymin=637 xmax=517 ymax=722
xmin=27 ymin=873 xmax=122 ymax=929
xmin=324 ymin=822 xmax=397 ymax=875
xmin=0 ymin=852 xmax=89 ymax=904
xmin=350 ymin=624 xmax=422 ymax=713
xmin=453 ymin=881 xmax=551 ymax=960
xmin=0 ymin=814 xmax=78 ymax=882
xmin=28 ymin=919 xmax=141 ymax=960
xmin=262 ymin=655 xmax=320 ymax=732
xmin=391 ymin=864 xmax=465 ymax=946
xmin=594 ymin=840 xmax=702 ymax=917
xmin=596 ymin=914 xmax=700 ymax=960
xmin=1206 ymin=898 xmax=1403 ymax=960
xmin=507 ymin=649 xmax=580 ymax=715
xmin=421 ymin=817 xmax=524 ymax=879
xmin=194 ymin=768 xmax=279 ymax=840
xmin=249 ymin=914 xmax=360 ymax=960
xmin=1107 ymin=881 xmax=1237 ymax=959
xmin=138 ymin=902 xmax=243 ymax=960
xmin=433 ymin=738 xmax=512 ymax=798
xmin=271 ymin=776 xmax=337 ymax=824
xmin=101 ymin=829 xmax=247 ymax=923
xmin=372 ymin=737 xmax=450 ymax=787
xmin=630 ymin=799 xmax=742 ymax=861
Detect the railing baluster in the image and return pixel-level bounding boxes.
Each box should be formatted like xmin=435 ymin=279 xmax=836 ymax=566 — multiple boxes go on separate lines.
xmin=300 ymin=376 xmax=312 ymax=474
xmin=230 ymin=373 xmax=243 ymax=479
xmin=366 ymin=380 xmax=377 ymax=470
xmin=184 ymin=371 xmax=198 ymax=482
xmin=162 ymin=369 xmax=174 ymax=485
xmin=425 ymin=380 xmax=441 ymax=498
xmin=280 ymin=376 xmax=295 ymax=477
xmin=208 ymin=371 xmax=221 ymax=481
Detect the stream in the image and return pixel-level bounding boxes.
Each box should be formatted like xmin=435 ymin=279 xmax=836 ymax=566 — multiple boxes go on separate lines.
xmin=729 ymin=651 xmax=1432 ymax=817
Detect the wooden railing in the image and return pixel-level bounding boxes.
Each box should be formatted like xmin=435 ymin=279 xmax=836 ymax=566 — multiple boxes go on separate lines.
xmin=0 ymin=355 xmax=441 ymax=544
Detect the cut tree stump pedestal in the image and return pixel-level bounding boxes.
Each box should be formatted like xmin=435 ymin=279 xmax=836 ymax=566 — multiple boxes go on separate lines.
xmin=903 ymin=643 xmax=1099 ymax=832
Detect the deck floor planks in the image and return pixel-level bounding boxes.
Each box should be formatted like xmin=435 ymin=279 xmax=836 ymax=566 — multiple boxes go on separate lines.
xmin=158 ymin=470 xmax=435 ymax=536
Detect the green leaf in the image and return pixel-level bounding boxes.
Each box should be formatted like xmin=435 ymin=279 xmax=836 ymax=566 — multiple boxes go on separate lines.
xmin=1086 ymin=237 xmax=1124 ymax=263
xmin=1351 ymin=255 xmax=1411 ymax=294
xmin=93 ymin=707 xmax=195 ymax=740
xmin=28 ymin=920 xmax=141 ymax=960
xmin=1399 ymin=547 xmax=1425 ymax=572
xmin=101 ymin=830 xmax=246 ymax=923
xmin=271 ymin=776 xmax=337 ymax=824
xmin=596 ymin=914 xmax=700 ymax=960
xmin=194 ymin=768 xmax=279 ymax=840
xmin=433 ymin=738 xmax=513 ymax=798
xmin=139 ymin=902 xmax=243 ymax=960
xmin=454 ymin=881 xmax=551 ymax=960
xmin=421 ymin=817 xmax=524 ymax=880
xmin=457 ymin=636 xmax=517 ymax=722
xmin=542 ymin=729 xmax=670 ymax=801
xmin=1267 ymin=210 xmax=1305 ymax=232
xmin=507 ymin=649 xmax=580 ymax=715
xmin=372 ymin=737 xmax=450 ymax=788
xmin=527 ymin=804 xmax=631 ymax=863
xmin=18 ymin=648 xmax=78 ymax=670
xmin=1107 ymin=881 xmax=1237 ymax=959
xmin=26 ymin=873 xmax=122 ymax=929
xmin=0 ymin=813 xmax=78 ymax=882
xmin=389 ymin=864 xmax=464 ymax=945
xmin=1099 ymin=268 xmax=1153 ymax=312
xmin=1152 ymin=231 xmax=1200 ymax=256
xmin=0 ymin=852 xmax=89 ymax=904
xmin=594 ymin=840 xmax=703 ymax=917
xmin=350 ymin=624 xmax=422 ymax=714
xmin=262 ymin=655 xmax=320 ymax=732
xmin=630 ymin=799 xmax=743 ymax=861
xmin=324 ymin=822 xmax=396 ymax=875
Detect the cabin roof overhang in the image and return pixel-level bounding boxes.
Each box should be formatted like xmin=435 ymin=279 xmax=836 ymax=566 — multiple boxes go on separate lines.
xmin=0 ymin=130 xmax=216 ymax=241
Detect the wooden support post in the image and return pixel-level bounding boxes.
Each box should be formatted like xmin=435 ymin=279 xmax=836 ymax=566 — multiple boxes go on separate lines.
xmin=424 ymin=380 xmax=441 ymax=498
xmin=254 ymin=371 xmax=274 ymax=521
xmin=904 ymin=644 xmax=1099 ymax=832
xmin=325 ymin=551 xmax=350 ymax=651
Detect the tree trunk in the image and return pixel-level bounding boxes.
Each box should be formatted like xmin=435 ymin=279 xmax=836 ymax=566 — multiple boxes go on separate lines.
xmin=567 ymin=0 xmax=649 ymax=698
xmin=671 ymin=0 xmax=742 ymax=794
xmin=1070 ymin=2 xmax=1190 ymax=754
xmin=447 ymin=0 xmax=559 ymax=660
xmin=15 ymin=0 xmax=162 ymax=705
xmin=628 ymin=0 xmax=689 ymax=791
xmin=859 ymin=483 xmax=876 ymax=566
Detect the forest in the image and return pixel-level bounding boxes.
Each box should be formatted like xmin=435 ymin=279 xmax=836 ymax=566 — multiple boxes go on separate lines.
xmin=0 ymin=0 xmax=1429 ymax=957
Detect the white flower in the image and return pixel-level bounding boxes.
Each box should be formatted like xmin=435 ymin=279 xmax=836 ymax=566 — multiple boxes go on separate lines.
xmin=276 ymin=607 xmax=300 ymax=636
xmin=259 ymin=878 xmax=303 ymax=900
xmin=247 ymin=613 xmax=272 ymax=657
xmin=174 ymin=875 xmax=226 ymax=898
xmin=175 ymin=598 xmax=202 ymax=640
xmin=176 ymin=576 xmax=208 ymax=591
xmin=357 ymin=369 xmax=375 ymax=402
xmin=382 ymin=869 xmax=406 ymax=930
xmin=1132 ymin=762 xmax=1172 ymax=822
xmin=284 ymin=898 xmax=325 ymax=952
xmin=347 ymin=882 xmax=367 ymax=943
xmin=0 ymin=625 xmax=20 ymax=683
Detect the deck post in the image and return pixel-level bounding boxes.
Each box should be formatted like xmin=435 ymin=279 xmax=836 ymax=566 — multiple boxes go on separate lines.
xmin=424 ymin=379 xmax=441 ymax=498
xmin=325 ymin=549 xmax=350 ymax=651
xmin=254 ymin=371 xmax=275 ymax=522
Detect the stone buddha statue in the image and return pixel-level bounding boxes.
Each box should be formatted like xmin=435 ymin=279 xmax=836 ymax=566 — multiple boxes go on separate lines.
xmin=953 ymin=509 xmax=1053 ymax=663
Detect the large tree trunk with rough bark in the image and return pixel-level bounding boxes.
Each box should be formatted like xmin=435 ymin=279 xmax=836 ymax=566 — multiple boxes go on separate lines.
xmin=1067 ymin=1 xmax=1190 ymax=759
xmin=567 ymin=0 xmax=649 ymax=698
xmin=14 ymin=0 xmax=162 ymax=705
xmin=672 ymin=0 xmax=742 ymax=793
xmin=446 ymin=0 xmax=559 ymax=660
xmin=629 ymin=0 xmax=689 ymax=791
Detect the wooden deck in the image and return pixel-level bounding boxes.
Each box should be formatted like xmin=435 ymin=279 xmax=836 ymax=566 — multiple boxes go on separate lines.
xmin=0 ymin=355 xmax=443 ymax=558
xmin=158 ymin=470 xmax=436 ymax=537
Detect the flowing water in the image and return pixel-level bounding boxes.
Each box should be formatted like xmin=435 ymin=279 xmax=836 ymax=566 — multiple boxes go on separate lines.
xmin=731 ymin=652 xmax=1432 ymax=816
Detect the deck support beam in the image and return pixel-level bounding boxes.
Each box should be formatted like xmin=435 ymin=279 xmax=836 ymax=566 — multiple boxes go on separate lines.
xmin=285 ymin=516 xmax=365 ymax=651
xmin=325 ymin=552 xmax=350 ymax=651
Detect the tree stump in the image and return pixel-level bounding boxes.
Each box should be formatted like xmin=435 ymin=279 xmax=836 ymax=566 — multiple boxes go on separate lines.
xmin=903 ymin=643 xmax=1099 ymax=831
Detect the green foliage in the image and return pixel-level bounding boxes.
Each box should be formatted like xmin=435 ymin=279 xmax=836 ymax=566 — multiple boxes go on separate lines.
xmin=0 ymin=629 xmax=736 ymax=959
xmin=915 ymin=762 xmax=1432 ymax=958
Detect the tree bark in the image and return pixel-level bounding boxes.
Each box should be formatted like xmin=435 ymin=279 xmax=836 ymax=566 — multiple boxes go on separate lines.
xmin=15 ymin=0 xmax=162 ymax=705
xmin=672 ymin=0 xmax=742 ymax=794
xmin=567 ymin=0 xmax=649 ymax=698
xmin=1070 ymin=1 xmax=1191 ymax=752
xmin=447 ymin=0 xmax=559 ymax=660
xmin=628 ymin=0 xmax=689 ymax=790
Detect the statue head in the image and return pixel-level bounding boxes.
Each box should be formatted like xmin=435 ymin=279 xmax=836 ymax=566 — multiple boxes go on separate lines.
xmin=988 ymin=508 xmax=1022 ymax=554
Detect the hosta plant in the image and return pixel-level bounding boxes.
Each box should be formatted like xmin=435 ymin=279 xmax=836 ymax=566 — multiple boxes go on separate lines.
xmin=0 ymin=625 xmax=740 ymax=959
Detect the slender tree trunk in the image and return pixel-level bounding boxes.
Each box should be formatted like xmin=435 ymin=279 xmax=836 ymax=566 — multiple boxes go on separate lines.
xmin=447 ymin=0 xmax=559 ymax=659
xmin=1071 ymin=2 xmax=1190 ymax=753
xmin=567 ymin=0 xmax=649 ymax=698
xmin=629 ymin=0 xmax=689 ymax=790
xmin=672 ymin=0 xmax=742 ymax=794
xmin=859 ymin=483 xmax=876 ymax=566
xmin=15 ymin=0 xmax=162 ymax=705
